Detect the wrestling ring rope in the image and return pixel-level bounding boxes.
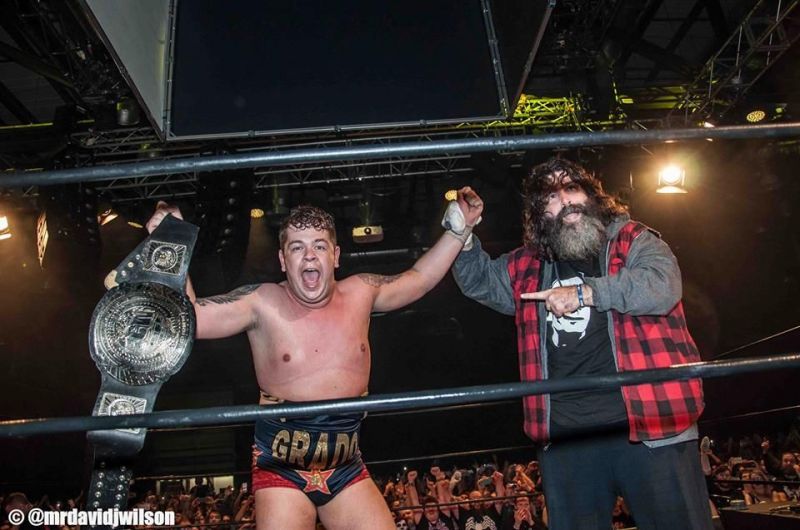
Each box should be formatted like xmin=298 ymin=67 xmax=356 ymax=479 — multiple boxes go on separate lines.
xmin=2 ymin=352 xmax=799 ymax=438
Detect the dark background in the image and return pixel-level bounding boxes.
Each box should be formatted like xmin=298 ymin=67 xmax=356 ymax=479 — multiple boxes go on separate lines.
xmin=1 ymin=0 xmax=800 ymax=498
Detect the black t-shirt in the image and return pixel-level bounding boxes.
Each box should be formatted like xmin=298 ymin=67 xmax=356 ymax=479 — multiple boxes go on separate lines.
xmin=546 ymin=258 xmax=627 ymax=437
xmin=459 ymin=507 xmax=501 ymax=530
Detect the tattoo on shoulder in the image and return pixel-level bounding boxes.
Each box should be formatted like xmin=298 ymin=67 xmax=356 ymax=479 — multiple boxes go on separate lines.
xmin=357 ymin=273 xmax=401 ymax=287
xmin=197 ymin=283 xmax=261 ymax=306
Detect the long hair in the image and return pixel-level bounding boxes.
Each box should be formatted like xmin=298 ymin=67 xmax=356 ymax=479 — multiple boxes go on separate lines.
xmin=522 ymin=158 xmax=626 ymax=257
xmin=279 ymin=205 xmax=337 ymax=247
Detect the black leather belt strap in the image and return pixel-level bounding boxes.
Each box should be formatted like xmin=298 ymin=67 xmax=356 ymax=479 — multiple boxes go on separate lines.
xmin=86 ymin=215 xmax=198 ymax=523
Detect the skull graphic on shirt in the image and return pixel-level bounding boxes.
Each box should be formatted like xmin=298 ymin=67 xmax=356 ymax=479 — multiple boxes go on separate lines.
xmin=547 ymin=276 xmax=591 ymax=347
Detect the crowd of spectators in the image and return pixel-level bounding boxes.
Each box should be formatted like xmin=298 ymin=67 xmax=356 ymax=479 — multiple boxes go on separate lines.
xmin=703 ymin=430 xmax=800 ymax=512
xmin=3 ymin=423 xmax=799 ymax=530
xmin=371 ymin=422 xmax=800 ymax=529
xmin=374 ymin=458 xmax=631 ymax=530
xmin=0 ymin=478 xmax=254 ymax=530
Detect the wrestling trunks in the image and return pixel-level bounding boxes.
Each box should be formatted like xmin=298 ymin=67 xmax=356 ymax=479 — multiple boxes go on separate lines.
xmin=252 ymin=411 xmax=370 ymax=506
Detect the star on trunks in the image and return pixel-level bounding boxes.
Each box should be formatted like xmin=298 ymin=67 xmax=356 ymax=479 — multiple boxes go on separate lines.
xmin=297 ymin=469 xmax=335 ymax=494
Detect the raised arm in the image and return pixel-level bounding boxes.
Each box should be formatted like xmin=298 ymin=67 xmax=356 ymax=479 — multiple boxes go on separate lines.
xmin=365 ymin=186 xmax=484 ymax=312
xmin=452 ymin=236 xmax=515 ymax=316
xmin=405 ymin=470 xmax=423 ymax=525
xmin=146 ymin=201 xmax=260 ymax=339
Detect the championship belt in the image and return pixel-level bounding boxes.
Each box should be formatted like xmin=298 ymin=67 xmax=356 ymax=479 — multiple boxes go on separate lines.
xmin=85 ymin=215 xmax=198 ymax=517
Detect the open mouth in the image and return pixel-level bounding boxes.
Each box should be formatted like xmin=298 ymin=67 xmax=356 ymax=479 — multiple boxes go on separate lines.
xmin=558 ymin=204 xmax=586 ymax=225
xmin=301 ymin=268 xmax=321 ymax=286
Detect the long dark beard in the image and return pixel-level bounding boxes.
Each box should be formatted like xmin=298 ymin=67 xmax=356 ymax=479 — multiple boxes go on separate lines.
xmin=544 ymin=203 xmax=607 ymax=261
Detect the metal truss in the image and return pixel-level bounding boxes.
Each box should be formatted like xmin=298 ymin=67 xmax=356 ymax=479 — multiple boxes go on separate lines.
xmin=58 ymin=132 xmax=512 ymax=202
xmin=526 ymin=0 xmax=617 ymax=76
xmin=488 ymin=95 xmax=584 ymax=129
xmin=621 ymin=86 xmax=687 ymax=111
xmin=94 ymin=173 xmax=199 ymax=203
xmin=68 ymin=95 xmax=618 ymax=158
xmin=3 ymin=0 xmax=126 ymax=109
xmin=88 ymin=156 xmax=476 ymax=203
xmin=86 ymin=152 xmax=485 ymax=203
xmin=23 ymin=94 xmax=629 ymax=202
xmin=18 ymin=120 xmax=800 ymax=203
xmin=253 ymin=155 xmax=474 ymax=190
xmin=669 ymin=0 xmax=800 ymax=124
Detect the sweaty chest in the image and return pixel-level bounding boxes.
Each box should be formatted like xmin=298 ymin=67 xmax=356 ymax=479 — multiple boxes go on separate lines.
xmin=260 ymin=297 xmax=372 ymax=374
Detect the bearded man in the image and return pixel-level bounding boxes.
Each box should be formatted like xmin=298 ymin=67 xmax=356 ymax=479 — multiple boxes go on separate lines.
xmin=452 ymin=158 xmax=713 ymax=530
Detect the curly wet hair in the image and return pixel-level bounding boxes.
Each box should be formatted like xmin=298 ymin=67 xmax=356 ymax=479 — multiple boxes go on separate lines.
xmin=279 ymin=205 xmax=337 ymax=247
xmin=522 ymin=157 xmax=626 ymax=257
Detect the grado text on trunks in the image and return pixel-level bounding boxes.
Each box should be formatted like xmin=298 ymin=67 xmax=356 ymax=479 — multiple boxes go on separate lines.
xmin=270 ymin=429 xmax=360 ymax=470
xmin=90 ymin=282 xmax=194 ymax=386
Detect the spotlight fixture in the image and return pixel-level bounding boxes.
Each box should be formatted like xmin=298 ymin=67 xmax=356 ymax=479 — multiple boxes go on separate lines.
xmin=116 ymin=98 xmax=141 ymax=126
xmin=352 ymin=192 xmax=383 ymax=243
xmin=0 ymin=214 xmax=11 ymax=240
xmin=746 ymin=109 xmax=766 ymax=123
xmin=657 ymin=165 xmax=688 ymax=194
xmin=352 ymin=225 xmax=384 ymax=244
xmin=250 ymin=208 xmax=265 ymax=219
xmin=36 ymin=212 xmax=48 ymax=265
xmin=97 ymin=209 xmax=119 ymax=226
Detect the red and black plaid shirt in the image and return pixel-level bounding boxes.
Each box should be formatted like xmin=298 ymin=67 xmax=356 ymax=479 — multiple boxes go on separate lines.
xmin=508 ymin=221 xmax=704 ymax=442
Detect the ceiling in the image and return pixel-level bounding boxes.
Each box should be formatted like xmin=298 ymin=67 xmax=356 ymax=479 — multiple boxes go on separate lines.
xmin=0 ymin=1 xmax=798 ymax=172
xmin=0 ymin=0 xmax=797 ymax=253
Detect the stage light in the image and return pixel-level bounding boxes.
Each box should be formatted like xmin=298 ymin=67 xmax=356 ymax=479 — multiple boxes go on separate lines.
xmin=116 ymin=98 xmax=141 ymax=126
xmin=36 ymin=212 xmax=48 ymax=266
xmin=0 ymin=215 xmax=11 ymax=240
xmin=250 ymin=208 xmax=265 ymax=219
xmin=659 ymin=165 xmax=683 ymax=185
xmin=746 ymin=109 xmax=766 ymax=123
xmin=352 ymin=194 xmax=383 ymax=244
xmin=97 ymin=209 xmax=119 ymax=226
xmin=657 ymin=165 xmax=688 ymax=194
xmin=656 ymin=185 xmax=688 ymax=194
xmin=352 ymin=225 xmax=384 ymax=244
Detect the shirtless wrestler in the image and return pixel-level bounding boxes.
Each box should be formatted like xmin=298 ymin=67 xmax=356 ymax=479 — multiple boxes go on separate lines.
xmin=145 ymin=188 xmax=483 ymax=530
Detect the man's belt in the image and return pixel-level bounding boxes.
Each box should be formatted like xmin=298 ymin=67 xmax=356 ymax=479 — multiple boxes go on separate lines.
xmin=86 ymin=215 xmax=198 ymax=516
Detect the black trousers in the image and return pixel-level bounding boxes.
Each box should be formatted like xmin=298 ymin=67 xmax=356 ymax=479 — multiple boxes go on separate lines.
xmin=538 ymin=430 xmax=714 ymax=530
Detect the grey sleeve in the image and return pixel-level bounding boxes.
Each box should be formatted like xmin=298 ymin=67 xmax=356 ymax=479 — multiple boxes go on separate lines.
xmin=583 ymin=230 xmax=682 ymax=316
xmin=451 ymin=236 xmax=516 ymax=316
